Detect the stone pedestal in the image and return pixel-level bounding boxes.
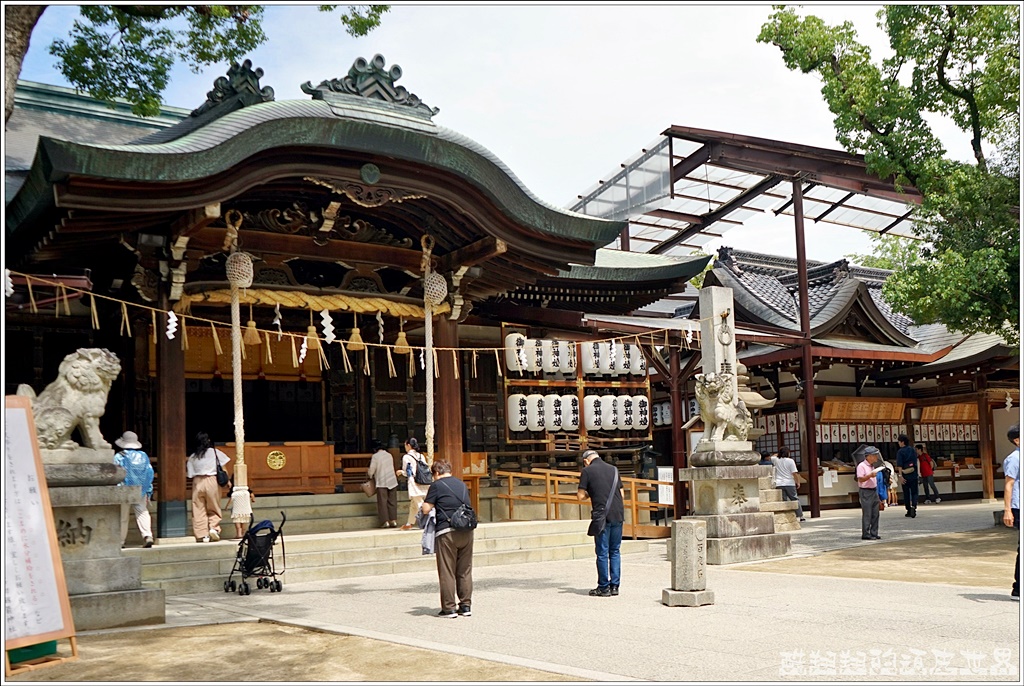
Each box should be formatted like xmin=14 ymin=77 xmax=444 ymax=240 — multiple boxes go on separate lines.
xmin=43 ymin=449 xmax=164 ymax=631
xmin=678 ymin=455 xmax=791 ymax=565
xmin=662 ymin=519 xmax=714 ymax=607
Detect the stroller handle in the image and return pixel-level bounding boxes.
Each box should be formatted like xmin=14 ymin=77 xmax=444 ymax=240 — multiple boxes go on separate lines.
xmin=279 ymin=510 xmax=287 ymax=526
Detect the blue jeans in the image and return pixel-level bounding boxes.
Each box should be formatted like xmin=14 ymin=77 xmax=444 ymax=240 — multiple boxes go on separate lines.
xmin=594 ymin=521 xmax=623 ymax=588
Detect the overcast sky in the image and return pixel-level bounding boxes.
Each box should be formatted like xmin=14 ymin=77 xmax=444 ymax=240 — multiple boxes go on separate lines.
xmin=18 ymin=3 xmax=971 ymax=263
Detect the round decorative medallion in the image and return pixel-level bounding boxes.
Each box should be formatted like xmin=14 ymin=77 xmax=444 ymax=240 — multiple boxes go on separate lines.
xmin=695 ymin=527 xmax=706 ymax=541
xmin=360 ymin=163 xmax=381 ymax=185
xmin=266 ymin=450 xmax=287 ymax=470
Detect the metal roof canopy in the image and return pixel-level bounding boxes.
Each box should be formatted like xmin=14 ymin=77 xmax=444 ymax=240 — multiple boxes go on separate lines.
xmin=570 ymin=126 xmax=924 ymax=257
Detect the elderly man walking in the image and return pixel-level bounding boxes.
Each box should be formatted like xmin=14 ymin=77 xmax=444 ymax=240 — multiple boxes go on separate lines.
xmin=577 ymin=449 xmax=625 ymax=597
xmin=856 ymin=446 xmax=883 ymax=540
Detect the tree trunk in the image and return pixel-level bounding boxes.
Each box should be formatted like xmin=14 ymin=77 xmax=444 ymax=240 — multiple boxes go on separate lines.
xmin=4 ymin=5 xmax=45 ymax=124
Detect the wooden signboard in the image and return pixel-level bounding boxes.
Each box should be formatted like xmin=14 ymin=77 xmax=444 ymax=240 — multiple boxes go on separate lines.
xmin=820 ymin=397 xmax=908 ymax=423
xmin=4 ymin=396 xmax=78 ymax=675
xmin=920 ymin=404 xmax=979 ymax=423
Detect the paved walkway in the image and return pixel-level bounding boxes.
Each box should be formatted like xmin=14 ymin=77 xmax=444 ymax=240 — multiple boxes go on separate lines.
xmin=10 ymin=500 xmax=1022 ymax=682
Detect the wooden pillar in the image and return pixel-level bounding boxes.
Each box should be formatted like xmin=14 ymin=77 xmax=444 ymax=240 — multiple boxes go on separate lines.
xmin=792 ymin=179 xmax=821 ymax=517
xmin=156 ymin=294 xmax=188 ymax=537
xmin=435 ymin=315 xmax=465 ymax=477
xmin=670 ymin=345 xmax=688 ymax=515
xmin=978 ymin=395 xmax=996 ymax=501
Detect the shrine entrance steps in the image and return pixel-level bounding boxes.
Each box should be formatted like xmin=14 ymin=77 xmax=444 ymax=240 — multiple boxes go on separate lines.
xmin=123 ymin=519 xmax=650 ymax=596
xmin=758 ymin=476 xmax=801 ymax=532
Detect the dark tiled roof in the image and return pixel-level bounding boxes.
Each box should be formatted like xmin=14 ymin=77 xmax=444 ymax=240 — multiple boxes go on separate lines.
xmin=707 ymin=246 xmax=917 ymax=344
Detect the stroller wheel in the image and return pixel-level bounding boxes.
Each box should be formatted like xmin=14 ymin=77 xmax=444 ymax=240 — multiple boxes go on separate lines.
xmin=223 ymin=580 xmax=231 ymax=593
xmin=275 ymin=580 xmax=282 ymax=592
xmin=229 ymin=580 xmax=236 ymax=593
xmin=268 ymin=581 xmax=276 ymax=593
xmin=256 ymin=578 xmax=264 ymax=589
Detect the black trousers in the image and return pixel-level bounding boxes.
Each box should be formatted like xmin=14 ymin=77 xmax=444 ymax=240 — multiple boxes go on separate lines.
xmin=375 ymin=486 xmax=397 ymax=525
xmin=1013 ymin=509 xmax=1020 ymax=595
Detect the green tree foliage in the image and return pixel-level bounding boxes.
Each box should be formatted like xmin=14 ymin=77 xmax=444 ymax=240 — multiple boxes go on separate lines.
xmin=845 ymin=234 xmax=922 ymax=272
xmin=759 ymin=5 xmax=1019 ymax=346
xmin=46 ymin=5 xmax=389 ymax=117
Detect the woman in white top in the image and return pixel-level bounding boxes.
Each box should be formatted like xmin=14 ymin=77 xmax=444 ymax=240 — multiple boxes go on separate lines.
xmin=398 ymin=437 xmax=431 ymax=530
xmin=185 ymin=432 xmax=230 ymax=542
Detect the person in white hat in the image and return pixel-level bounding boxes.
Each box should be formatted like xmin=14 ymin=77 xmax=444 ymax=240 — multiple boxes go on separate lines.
xmin=114 ymin=430 xmax=155 ymax=548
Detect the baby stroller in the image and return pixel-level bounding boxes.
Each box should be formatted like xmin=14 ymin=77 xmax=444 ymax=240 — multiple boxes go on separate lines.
xmin=224 ymin=511 xmax=286 ymax=595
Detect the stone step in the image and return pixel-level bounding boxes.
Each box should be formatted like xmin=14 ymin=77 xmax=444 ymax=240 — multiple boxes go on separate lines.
xmin=759 ymin=489 xmax=782 ymax=503
xmin=759 ymin=500 xmax=799 ymax=513
xmin=127 ymin=521 xmax=649 ymax=596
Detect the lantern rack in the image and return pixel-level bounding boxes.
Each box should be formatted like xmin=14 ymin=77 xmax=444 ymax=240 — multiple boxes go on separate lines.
xmin=501 ymin=324 xmax=653 ymax=448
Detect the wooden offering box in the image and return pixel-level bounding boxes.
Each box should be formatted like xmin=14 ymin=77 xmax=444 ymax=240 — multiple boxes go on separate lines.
xmin=221 ymin=442 xmax=335 ymax=495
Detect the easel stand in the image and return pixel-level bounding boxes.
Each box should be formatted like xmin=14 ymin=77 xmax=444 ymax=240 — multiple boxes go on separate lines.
xmin=5 ymin=638 xmax=79 ymax=677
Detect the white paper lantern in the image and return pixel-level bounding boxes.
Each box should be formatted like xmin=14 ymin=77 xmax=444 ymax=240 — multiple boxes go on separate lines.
xmin=651 ymin=402 xmax=663 ymax=427
xmin=582 ymin=341 xmax=601 ymax=375
xmin=663 ymin=401 xmax=675 ymax=426
xmin=561 ymin=394 xmax=580 ymax=431
xmin=543 ymin=394 xmax=563 ymax=432
xmin=630 ymin=346 xmax=647 ymax=376
xmin=615 ymin=343 xmax=631 ymax=375
xmin=524 ymin=339 xmax=543 ymax=373
xmin=616 ymin=395 xmax=635 ymax=430
xmin=507 ymin=393 xmax=528 ymax=432
xmin=526 ymin=393 xmax=545 ymax=432
xmin=504 ymin=333 xmax=526 ymax=372
xmin=634 ymin=395 xmax=650 ymax=430
xmin=558 ymin=341 xmax=576 ymax=375
xmin=599 ymin=395 xmax=618 ymax=430
xmin=583 ymin=395 xmax=603 ymax=431
xmin=541 ymin=339 xmax=557 ymax=373
xmin=598 ymin=342 xmax=615 ymax=375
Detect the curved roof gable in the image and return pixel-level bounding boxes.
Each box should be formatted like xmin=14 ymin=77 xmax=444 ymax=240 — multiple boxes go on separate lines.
xmin=702 ymin=247 xmax=918 ymax=347
xmin=7 ymin=56 xmax=622 ymax=252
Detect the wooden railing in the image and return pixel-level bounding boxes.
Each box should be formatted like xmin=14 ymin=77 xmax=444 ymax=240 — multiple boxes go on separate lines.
xmin=495 ymin=468 xmax=672 ymax=539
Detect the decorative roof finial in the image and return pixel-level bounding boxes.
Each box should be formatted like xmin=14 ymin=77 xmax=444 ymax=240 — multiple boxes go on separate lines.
xmin=301 ymin=54 xmax=439 ymax=119
xmin=191 ymin=59 xmax=275 ymax=118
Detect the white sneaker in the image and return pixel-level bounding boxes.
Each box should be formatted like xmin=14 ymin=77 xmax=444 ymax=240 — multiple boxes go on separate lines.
xmin=209 ymin=530 xmax=220 ymax=542
xmin=199 ymin=536 xmax=210 ymax=543
xmin=934 ymin=497 xmax=941 ymax=503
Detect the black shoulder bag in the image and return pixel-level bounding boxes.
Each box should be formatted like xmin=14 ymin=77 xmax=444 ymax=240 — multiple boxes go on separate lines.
xmin=437 ymin=479 xmax=478 ymax=531
xmin=586 ymin=468 xmax=620 ymax=537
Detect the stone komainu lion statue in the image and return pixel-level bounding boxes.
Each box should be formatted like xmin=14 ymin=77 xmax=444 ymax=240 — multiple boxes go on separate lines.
xmin=16 ymin=348 xmax=122 ymax=450
xmin=694 ymin=371 xmax=752 ymax=442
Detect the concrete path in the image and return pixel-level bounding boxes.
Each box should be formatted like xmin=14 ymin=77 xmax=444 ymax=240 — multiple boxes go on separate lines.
xmin=9 ymin=500 xmax=1021 ymax=682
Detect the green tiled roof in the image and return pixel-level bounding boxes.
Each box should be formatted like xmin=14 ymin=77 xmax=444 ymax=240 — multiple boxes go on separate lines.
xmin=559 ymin=249 xmax=710 ymax=282
xmin=7 ymin=96 xmax=623 ymax=247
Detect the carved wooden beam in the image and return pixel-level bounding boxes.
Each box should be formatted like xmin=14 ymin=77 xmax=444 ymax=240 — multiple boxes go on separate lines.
xmin=171 ymin=204 xmax=221 ymax=237
xmin=189 ymin=227 xmax=435 ymax=272
xmin=438 ymin=237 xmax=508 ymax=273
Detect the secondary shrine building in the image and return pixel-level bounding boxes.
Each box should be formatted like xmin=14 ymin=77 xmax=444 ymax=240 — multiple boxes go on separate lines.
xmin=5 ymin=56 xmax=1019 ymax=533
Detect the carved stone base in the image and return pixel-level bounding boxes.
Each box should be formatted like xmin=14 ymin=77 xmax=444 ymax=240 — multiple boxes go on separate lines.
xmin=44 ymin=462 xmax=124 ymax=487
xmin=40 ymin=447 xmax=115 ymax=465
xmin=48 ymin=485 xmax=164 ymax=630
xmin=662 ymin=588 xmax=715 ymax=607
xmin=689 ymin=448 xmax=759 ymax=466
xmin=694 ymin=439 xmax=753 ymax=455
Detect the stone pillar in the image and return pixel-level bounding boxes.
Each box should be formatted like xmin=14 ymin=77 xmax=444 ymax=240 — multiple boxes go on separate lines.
xmin=44 ymin=450 xmax=165 ymax=631
xmin=662 ymin=519 xmax=714 ymax=606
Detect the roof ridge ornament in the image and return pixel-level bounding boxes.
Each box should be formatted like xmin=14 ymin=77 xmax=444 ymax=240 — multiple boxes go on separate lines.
xmin=191 ymin=59 xmax=275 ymax=118
xmin=301 ymin=54 xmax=440 ymax=119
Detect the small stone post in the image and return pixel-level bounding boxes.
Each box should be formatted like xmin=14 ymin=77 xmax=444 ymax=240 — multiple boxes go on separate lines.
xmin=662 ymin=519 xmax=715 ymax=607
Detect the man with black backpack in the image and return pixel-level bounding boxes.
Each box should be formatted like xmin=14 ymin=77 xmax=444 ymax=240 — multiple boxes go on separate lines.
xmin=421 ymin=458 xmax=475 ymax=618
xmin=398 ymin=437 xmax=432 ymax=530
xmin=577 ymin=449 xmax=625 ymax=597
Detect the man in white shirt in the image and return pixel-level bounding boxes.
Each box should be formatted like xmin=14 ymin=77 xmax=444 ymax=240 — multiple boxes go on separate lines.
xmin=772 ymin=447 xmax=805 ymax=522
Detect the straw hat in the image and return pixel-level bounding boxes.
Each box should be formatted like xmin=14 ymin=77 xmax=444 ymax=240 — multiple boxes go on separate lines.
xmin=115 ymin=431 xmax=142 ymax=450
